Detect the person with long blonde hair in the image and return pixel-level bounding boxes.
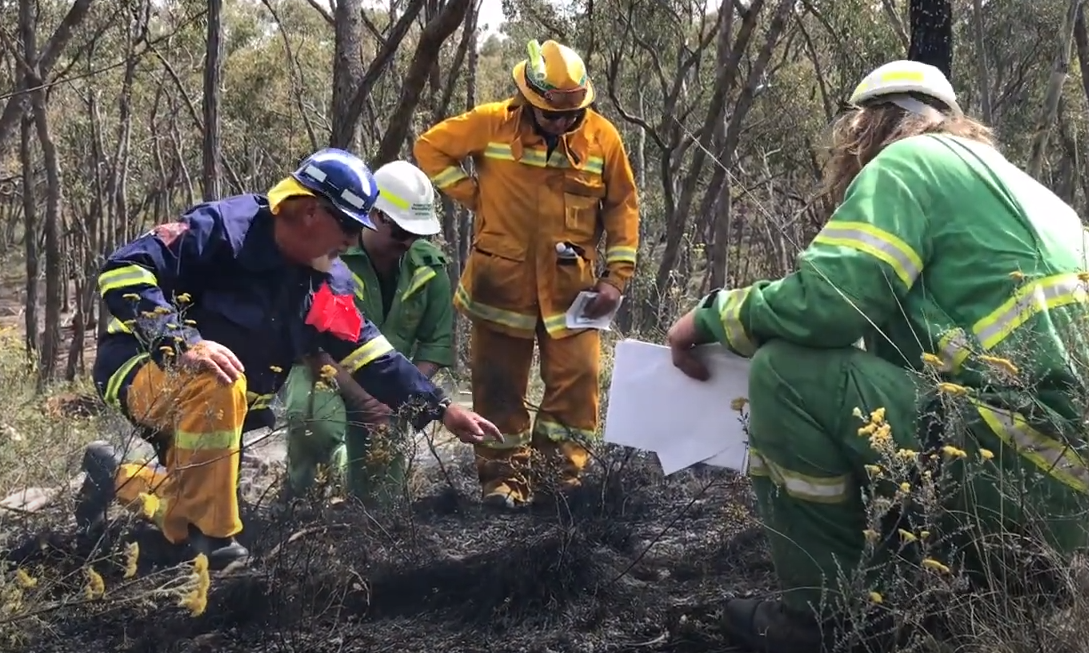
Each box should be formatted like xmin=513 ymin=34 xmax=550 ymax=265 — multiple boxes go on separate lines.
xmin=667 ymin=60 xmax=1089 ymax=650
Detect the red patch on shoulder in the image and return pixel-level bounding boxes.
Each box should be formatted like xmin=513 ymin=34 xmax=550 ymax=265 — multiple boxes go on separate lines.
xmin=151 ymin=222 xmax=189 ymax=247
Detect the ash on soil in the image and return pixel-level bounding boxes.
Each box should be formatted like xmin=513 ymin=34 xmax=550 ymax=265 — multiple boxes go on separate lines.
xmin=2 ymin=447 xmax=773 ymax=653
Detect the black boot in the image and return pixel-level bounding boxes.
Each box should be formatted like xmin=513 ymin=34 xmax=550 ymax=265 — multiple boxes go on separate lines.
xmin=74 ymin=441 xmax=122 ymax=533
xmin=186 ymin=524 xmax=250 ymax=571
xmin=721 ymin=597 xmax=829 ymax=653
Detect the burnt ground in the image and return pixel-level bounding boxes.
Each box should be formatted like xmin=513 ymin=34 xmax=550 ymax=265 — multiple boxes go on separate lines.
xmin=0 ymin=444 xmax=773 ymax=653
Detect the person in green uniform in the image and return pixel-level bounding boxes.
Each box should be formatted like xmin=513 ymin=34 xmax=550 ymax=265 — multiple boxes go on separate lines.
xmin=282 ymin=160 xmax=454 ymax=505
xmin=667 ymin=60 xmax=1089 ymax=651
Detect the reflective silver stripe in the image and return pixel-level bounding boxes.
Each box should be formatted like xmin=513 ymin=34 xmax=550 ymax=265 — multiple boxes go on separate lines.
xmin=976 ymin=402 xmax=1089 ymax=493
xmin=813 ymin=221 xmax=923 ymax=287
xmin=973 ymin=274 xmax=1088 ymax=349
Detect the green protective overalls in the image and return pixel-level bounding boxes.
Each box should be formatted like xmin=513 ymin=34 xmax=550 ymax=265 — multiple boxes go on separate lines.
xmin=691 ymin=134 xmax=1089 ymax=617
xmin=282 ymin=238 xmax=454 ymax=504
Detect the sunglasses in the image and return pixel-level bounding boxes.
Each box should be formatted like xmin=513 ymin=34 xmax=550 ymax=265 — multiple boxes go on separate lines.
xmin=374 ymin=210 xmax=416 ymax=242
xmin=318 ymin=198 xmax=366 ymax=235
xmin=538 ymin=108 xmax=585 ymax=122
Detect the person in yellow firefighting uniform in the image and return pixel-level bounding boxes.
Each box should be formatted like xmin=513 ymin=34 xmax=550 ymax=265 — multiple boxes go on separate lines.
xmin=414 ymin=39 xmax=640 ymax=509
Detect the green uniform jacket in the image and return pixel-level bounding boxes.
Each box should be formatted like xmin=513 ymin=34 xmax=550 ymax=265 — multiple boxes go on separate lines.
xmin=694 ymin=134 xmax=1089 ymax=486
xmin=342 ymin=238 xmax=455 ymax=368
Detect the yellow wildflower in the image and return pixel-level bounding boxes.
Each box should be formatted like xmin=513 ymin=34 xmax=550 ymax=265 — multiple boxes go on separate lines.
xmin=122 ymin=293 xmax=140 ymax=301
xmin=730 ymin=397 xmax=749 ymax=412
xmin=159 ymin=346 xmax=174 ymax=357
xmin=979 ymin=355 xmax=1019 ymax=376
xmin=921 ymin=352 xmax=942 ymax=368
xmin=123 ymin=542 xmax=140 ymax=579
xmin=899 ymin=482 xmax=911 ymax=493
xmin=83 ymin=567 xmax=105 ymax=600
xmin=269 ymin=365 xmax=283 ymax=373
xmin=178 ymin=553 xmax=211 ymax=617
xmin=138 ymin=492 xmax=160 ymax=520
xmin=319 ymin=364 xmax=337 ymax=380
xmin=858 ymin=423 xmax=877 ymax=436
xmin=1009 ymin=270 xmax=1025 ymax=281
xmin=184 ymin=319 xmax=197 ymax=326
xmin=941 ymin=445 xmax=967 ymax=459
xmin=864 ymin=464 xmax=883 ymax=477
xmin=177 ymin=293 xmax=192 ymax=303
xmin=852 ymin=407 xmax=864 ymax=419
xmin=898 ymin=529 xmax=917 ymax=543
xmin=979 ymin=448 xmax=995 ymax=460
xmin=920 ymin=530 xmax=931 ymax=539
xmin=14 ymin=569 xmax=37 ymax=589
xmin=869 ymin=591 xmax=883 ymax=604
xmin=870 ymin=407 xmax=887 ymax=424
xmin=937 ymin=383 xmax=968 ymax=396
xmin=921 ymin=558 xmax=950 ymax=574
xmin=862 ymin=529 xmax=879 ymax=543
xmin=153 ymin=306 xmax=171 ymax=315
xmin=896 ymin=448 xmax=916 ymax=460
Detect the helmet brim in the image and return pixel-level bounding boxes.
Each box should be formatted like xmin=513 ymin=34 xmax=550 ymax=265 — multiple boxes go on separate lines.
xmin=291 ymin=172 xmax=376 ymax=230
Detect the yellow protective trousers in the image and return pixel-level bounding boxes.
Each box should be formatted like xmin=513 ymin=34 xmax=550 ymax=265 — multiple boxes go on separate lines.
xmin=115 ymin=361 xmax=246 ymax=543
xmin=470 ymin=321 xmax=599 ymax=503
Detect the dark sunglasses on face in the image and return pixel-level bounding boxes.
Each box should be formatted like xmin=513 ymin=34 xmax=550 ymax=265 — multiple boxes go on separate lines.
xmin=538 ymin=108 xmax=584 ymax=122
xmin=375 ymin=210 xmax=416 ymax=242
xmin=319 ymin=198 xmax=366 ymax=235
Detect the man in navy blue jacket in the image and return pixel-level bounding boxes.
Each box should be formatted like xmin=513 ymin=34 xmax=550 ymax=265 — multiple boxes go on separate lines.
xmin=80 ymin=148 xmax=500 ymax=569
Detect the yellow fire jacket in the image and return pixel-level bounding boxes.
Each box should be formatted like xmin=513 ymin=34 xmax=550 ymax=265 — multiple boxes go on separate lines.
xmin=413 ymin=98 xmax=640 ymax=339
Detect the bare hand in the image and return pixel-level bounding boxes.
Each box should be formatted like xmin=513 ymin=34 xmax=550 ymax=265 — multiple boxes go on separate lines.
xmin=179 ymin=340 xmax=245 ymax=385
xmin=582 ymin=281 xmax=622 ymax=320
xmin=441 ymin=403 xmax=503 ymax=445
xmin=667 ymin=309 xmax=710 ymax=382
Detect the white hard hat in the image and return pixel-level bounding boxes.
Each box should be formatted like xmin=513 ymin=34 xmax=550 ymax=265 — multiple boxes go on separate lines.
xmin=372 ymin=160 xmax=441 ymax=236
xmin=849 ymin=60 xmax=962 ymax=117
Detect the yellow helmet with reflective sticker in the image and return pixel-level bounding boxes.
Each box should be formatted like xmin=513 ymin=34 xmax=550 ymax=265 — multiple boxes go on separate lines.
xmin=849 ymin=60 xmax=962 ymax=116
xmin=512 ymin=39 xmax=595 ymax=112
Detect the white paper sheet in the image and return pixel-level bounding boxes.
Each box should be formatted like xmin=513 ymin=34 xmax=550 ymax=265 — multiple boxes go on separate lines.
xmin=565 ymin=291 xmax=623 ymax=330
xmin=603 ymin=339 xmax=752 ymax=475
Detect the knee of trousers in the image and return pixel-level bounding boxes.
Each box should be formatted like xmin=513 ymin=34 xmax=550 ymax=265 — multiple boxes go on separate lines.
xmin=175 ymin=370 xmax=248 ymax=416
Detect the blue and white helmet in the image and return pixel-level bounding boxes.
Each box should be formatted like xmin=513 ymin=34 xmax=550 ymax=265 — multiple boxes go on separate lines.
xmin=291 ymin=148 xmax=380 ymax=230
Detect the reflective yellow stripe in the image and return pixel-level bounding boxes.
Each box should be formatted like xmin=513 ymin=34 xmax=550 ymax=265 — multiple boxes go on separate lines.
xmin=583 ymin=156 xmax=604 ymax=174
xmin=483 ymin=142 xmax=602 ymax=175
xmin=747 ymin=449 xmax=769 ymax=476
xmin=339 ymin=335 xmax=394 ymax=373
xmin=246 ymin=392 xmax=275 ymax=410
xmin=477 ymin=428 xmax=531 ymax=450
xmin=174 ymin=428 xmax=239 ymax=451
xmin=541 ymin=312 xmax=568 ymax=336
xmin=812 ymin=221 xmax=923 ymax=287
xmin=605 ymin=245 xmax=637 ymax=265
xmin=98 ymin=265 xmax=157 ymax=295
xmin=936 ymin=328 xmax=970 ymax=372
xmin=351 ymin=272 xmax=366 ymax=301
xmin=379 ymin=188 xmax=409 ymax=209
xmin=975 ymin=402 xmax=1089 ymax=493
xmin=971 ymin=273 xmax=1088 ymax=349
xmin=107 ymin=316 xmax=134 ymax=335
xmin=454 ymin=283 xmax=537 ymax=331
xmin=852 ymin=70 xmax=926 ymax=98
xmin=430 ymin=166 xmax=467 ymax=188
xmin=715 ymin=287 xmax=756 ymax=357
xmin=402 ymin=267 xmax=437 ymax=302
xmin=747 ymin=447 xmax=849 ymax=503
xmin=533 ymin=419 xmax=596 ymax=442
xmin=103 ymin=353 xmax=150 ymax=408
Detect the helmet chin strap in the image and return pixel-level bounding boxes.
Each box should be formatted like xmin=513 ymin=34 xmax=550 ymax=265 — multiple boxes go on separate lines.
xmin=885 ymin=93 xmax=945 ymax=120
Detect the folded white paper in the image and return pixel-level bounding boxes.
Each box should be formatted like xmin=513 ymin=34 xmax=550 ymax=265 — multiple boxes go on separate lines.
xmin=565 ymin=291 xmax=623 ymax=330
xmin=603 ymin=339 xmax=751 ymax=475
